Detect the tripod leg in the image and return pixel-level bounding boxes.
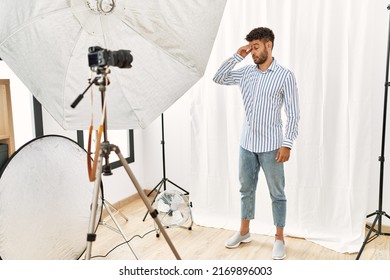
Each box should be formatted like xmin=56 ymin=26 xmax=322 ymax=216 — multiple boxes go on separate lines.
xmin=103 ymin=199 xmax=129 ymax=222
xmin=103 ymin=201 xmax=139 ymax=259
xmin=112 ymin=145 xmax=182 ymax=260
xmin=167 ymin=178 xmax=189 ymax=195
xmin=366 ymin=211 xmax=377 ymax=219
xmin=85 ymin=150 xmax=104 ymax=260
xmin=356 ymin=214 xmax=380 ymax=260
xmin=142 ymin=180 xmax=164 ymax=222
xmin=146 ymin=179 xmax=164 ymax=197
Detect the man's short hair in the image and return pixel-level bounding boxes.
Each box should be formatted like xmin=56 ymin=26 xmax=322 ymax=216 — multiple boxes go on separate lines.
xmin=245 ymin=27 xmax=275 ymax=49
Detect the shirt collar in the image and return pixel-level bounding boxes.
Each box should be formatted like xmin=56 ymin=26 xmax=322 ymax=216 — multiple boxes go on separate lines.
xmin=259 ymin=57 xmax=277 ymax=73
xmin=269 ymin=58 xmax=277 ymax=71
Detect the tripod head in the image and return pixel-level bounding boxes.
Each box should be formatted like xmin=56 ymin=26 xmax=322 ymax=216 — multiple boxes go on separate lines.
xmin=92 ymin=66 xmax=111 ymax=87
xmin=69 ymin=66 xmax=110 ymax=110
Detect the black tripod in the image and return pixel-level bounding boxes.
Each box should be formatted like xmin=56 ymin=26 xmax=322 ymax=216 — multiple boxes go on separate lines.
xmin=356 ymin=4 xmax=390 ymax=260
xmin=142 ymin=113 xmax=189 ymax=222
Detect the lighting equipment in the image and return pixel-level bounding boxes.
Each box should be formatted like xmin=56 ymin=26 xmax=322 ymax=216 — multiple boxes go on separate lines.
xmin=0 ymin=135 xmax=102 ymax=259
xmin=142 ymin=114 xmax=190 ymax=222
xmin=356 ymin=4 xmax=390 ymax=260
xmin=0 ymin=0 xmax=227 ymax=130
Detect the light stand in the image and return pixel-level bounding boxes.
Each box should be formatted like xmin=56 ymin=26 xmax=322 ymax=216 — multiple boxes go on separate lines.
xmin=72 ymin=68 xmax=181 ymax=260
xmin=99 ymin=199 xmax=129 ymax=232
xmin=356 ymin=4 xmax=390 ymax=260
xmin=142 ymin=113 xmax=189 ymax=222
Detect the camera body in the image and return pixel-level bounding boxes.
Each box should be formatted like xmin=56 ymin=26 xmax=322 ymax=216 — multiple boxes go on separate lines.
xmin=88 ymin=46 xmax=133 ymax=69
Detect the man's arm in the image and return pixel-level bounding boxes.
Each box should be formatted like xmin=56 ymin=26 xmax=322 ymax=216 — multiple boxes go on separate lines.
xmin=277 ymin=72 xmax=300 ymax=163
xmin=212 ymin=45 xmax=252 ymax=85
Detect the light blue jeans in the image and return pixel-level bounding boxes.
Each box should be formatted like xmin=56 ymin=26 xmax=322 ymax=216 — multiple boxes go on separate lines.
xmin=239 ymin=146 xmax=286 ymax=227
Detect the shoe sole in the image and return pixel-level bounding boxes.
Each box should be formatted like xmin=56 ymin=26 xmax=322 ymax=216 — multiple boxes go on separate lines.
xmin=272 ymin=254 xmax=286 ymax=260
xmin=224 ymin=237 xmax=252 ymax=249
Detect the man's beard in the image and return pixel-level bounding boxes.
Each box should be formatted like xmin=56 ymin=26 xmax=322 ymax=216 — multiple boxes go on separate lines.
xmin=253 ymin=51 xmax=268 ymax=65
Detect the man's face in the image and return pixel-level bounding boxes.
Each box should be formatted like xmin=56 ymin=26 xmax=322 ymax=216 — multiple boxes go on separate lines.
xmin=249 ymin=39 xmax=270 ymax=65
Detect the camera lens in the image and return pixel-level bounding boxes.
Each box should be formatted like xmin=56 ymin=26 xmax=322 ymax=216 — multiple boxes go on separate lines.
xmin=110 ymin=50 xmax=133 ymax=68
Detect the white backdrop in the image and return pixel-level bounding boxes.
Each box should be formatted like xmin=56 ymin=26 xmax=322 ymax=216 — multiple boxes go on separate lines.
xmin=188 ymin=0 xmax=389 ymax=253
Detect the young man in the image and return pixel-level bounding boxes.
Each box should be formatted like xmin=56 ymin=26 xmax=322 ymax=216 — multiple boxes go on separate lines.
xmin=213 ymin=27 xmax=299 ymax=259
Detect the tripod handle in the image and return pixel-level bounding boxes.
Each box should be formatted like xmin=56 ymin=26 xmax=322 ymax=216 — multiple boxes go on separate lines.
xmin=70 ymin=94 xmax=84 ymax=108
xmin=71 ymin=77 xmax=99 ymax=108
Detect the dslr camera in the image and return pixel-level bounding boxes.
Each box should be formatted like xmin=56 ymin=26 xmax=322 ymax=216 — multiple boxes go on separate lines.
xmin=88 ymin=46 xmax=133 ymax=69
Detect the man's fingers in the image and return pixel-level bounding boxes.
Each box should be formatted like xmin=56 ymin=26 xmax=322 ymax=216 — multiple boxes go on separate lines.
xmin=275 ymin=151 xmax=281 ymax=162
xmin=275 ymin=148 xmax=290 ymax=163
xmin=238 ymin=44 xmax=252 ymax=57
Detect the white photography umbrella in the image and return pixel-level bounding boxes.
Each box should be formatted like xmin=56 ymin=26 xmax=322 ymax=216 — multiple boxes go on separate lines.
xmin=0 ymin=0 xmax=226 ymax=130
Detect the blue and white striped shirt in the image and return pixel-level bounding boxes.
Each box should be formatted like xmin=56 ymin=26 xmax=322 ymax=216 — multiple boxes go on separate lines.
xmin=213 ymin=53 xmax=299 ymax=153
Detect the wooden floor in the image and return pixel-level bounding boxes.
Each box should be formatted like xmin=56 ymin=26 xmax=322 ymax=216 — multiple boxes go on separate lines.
xmin=86 ymin=195 xmax=390 ymax=260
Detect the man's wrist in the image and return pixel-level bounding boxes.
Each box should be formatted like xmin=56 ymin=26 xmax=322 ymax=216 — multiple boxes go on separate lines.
xmin=233 ymin=53 xmax=244 ymax=62
xmin=282 ymin=139 xmax=293 ymax=150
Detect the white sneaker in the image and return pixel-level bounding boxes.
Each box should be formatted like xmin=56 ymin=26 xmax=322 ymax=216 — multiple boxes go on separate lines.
xmin=272 ymin=239 xmax=286 ymax=260
xmin=224 ymin=232 xmax=251 ymax=248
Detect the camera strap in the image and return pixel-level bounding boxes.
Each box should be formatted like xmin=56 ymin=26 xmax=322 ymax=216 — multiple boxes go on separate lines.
xmin=87 ymin=74 xmax=107 ymax=182
xmin=88 ymin=124 xmax=103 ymax=182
